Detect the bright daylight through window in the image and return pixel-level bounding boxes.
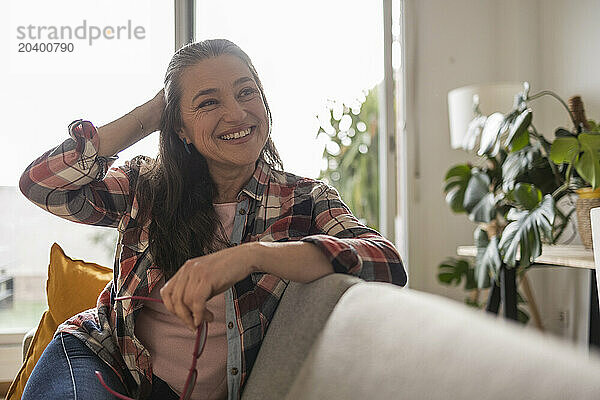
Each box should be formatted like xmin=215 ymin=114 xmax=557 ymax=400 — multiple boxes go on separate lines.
xmin=0 ymin=0 xmax=173 ymax=336
xmin=0 ymin=3 xmax=386 ymax=384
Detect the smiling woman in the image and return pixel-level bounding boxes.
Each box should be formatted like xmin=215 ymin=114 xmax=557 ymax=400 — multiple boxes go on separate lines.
xmin=174 ymin=55 xmax=272 ymax=198
xmin=18 ymin=39 xmax=406 ymax=400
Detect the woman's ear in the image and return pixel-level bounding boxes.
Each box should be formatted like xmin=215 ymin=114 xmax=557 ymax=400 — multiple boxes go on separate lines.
xmin=176 ymin=128 xmax=186 ymax=143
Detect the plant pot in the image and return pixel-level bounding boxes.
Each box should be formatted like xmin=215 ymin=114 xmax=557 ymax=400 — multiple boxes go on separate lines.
xmin=575 ymin=187 xmax=600 ymax=249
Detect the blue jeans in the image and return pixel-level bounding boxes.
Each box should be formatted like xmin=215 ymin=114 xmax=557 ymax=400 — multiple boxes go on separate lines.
xmin=22 ymin=332 xmax=179 ymax=400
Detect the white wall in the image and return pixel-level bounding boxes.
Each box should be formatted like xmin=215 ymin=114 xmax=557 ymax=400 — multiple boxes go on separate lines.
xmin=401 ymin=0 xmax=598 ymax=346
xmin=530 ymin=0 xmax=600 ymax=345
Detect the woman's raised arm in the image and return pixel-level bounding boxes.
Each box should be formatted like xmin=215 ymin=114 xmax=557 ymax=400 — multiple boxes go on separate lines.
xmin=97 ymin=89 xmax=164 ymax=157
xmin=19 ymin=90 xmax=164 ymax=227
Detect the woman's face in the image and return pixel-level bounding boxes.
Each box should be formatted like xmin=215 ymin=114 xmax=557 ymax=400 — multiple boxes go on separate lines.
xmin=176 ymin=54 xmax=269 ymax=173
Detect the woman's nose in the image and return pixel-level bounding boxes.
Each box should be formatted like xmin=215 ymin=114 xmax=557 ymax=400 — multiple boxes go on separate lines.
xmin=223 ymin=99 xmax=247 ymax=122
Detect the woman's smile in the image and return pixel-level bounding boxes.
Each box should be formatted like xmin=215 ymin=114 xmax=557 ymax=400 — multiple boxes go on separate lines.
xmin=217 ymin=125 xmax=256 ymax=143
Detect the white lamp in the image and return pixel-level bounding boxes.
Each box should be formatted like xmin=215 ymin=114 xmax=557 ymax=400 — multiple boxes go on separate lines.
xmin=447 ymin=82 xmax=524 ymax=149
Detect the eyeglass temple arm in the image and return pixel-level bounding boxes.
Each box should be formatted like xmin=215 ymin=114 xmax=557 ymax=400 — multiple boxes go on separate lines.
xmin=115 ymin=295 xmax=164 ymax=303
xmin=95 ymin=371 xmax=135 ymax=400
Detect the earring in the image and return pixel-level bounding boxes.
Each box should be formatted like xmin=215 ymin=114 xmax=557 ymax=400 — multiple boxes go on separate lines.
xmin=183 ymin=139 xmax=192 ymax=155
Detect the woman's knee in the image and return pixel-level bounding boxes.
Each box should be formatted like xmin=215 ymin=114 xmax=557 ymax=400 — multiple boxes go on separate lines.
xmin=22 ymin=332 xmax=126 ymax=400
xmin=22 ymin=333 xmax=75 ymax=399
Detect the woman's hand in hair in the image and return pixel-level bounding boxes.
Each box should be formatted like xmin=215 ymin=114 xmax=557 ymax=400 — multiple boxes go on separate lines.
xmin=139 ymin=88 xmax=165 ymax=134
xmin=97 ymin=88 xmax=165 ymax=157
xmin=159 ymin=243 xmax=257 ymax=330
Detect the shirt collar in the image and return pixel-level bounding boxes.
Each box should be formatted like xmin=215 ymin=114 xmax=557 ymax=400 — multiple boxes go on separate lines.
xmin=239 ymin=159 xmax=271 ymax=202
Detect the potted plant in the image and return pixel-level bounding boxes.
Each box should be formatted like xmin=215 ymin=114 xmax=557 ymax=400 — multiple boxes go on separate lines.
xmin=549 ymin=96 xmax=600 ymax=248
xmin=438 ymin=82 xmax=591 ymax=325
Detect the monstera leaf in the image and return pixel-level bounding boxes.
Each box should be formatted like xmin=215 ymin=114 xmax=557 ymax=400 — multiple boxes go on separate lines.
xmin=502 ymin=146 xmax=537 ymax=192
xmin=438 ymin=258 xmax=477 ymax=290
xmin=501 ymin=145 xmax=558 ymax=195
xmin=463 ymin=170 xmax=496 ymax=223
xmin=499 ymin=194 xmax=554 ymax=268
xmin=443 ymin=164 xmax=472 ymax=213
xmin=505 ymin=109 xmax=532 ymax=152
xmin=550 ymin=133 xmax=600 ymax=189
xmin=474 ymin=227 xmax=500 ymax=289
xmin=462 ymin=115 xmax=487 ymax=151
xmin=507 ymin=183 xmax=542 ymax=210
xmin=550 ymin=136 xmax=579 ymax=164
xmin=575 ymin=134 xmax=600 ymax=188
xmin=478 ymin=113 xmax=505 ymax=156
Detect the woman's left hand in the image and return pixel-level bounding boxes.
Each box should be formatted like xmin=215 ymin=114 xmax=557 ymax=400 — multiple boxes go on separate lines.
xmin=160 ymin=243 xmax=257 ymax=330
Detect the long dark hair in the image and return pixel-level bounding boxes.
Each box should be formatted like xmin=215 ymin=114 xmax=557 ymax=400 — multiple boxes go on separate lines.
xmin=137 ymin=39 xmax=283 ymax=280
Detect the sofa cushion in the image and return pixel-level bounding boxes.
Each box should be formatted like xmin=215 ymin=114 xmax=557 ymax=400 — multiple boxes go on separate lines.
xmin=241 ymin=273 xmax=363 ymax=400
xmin=7 ymin=243 xmax=112 ymax=400
xmin=285 ymin=282 xmax=600 ymax=400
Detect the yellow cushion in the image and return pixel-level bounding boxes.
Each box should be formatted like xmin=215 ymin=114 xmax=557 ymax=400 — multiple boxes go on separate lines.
xmin=6 ymin=243 xmax=112 ymax=400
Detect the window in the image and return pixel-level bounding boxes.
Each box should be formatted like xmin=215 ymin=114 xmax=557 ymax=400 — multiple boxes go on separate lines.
xmin=0 ymin=0 xmax=398 ymax=383
xmin=0 ymin=0 xmax=174 ymax=336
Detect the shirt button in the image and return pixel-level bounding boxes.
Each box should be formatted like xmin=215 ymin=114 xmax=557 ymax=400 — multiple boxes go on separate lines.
xmin=228 ymin=322 xmax=234 ymax=329
xmin=231 ymin=367 xmax=238 ymax=375
xmin=239 ymin=208 xmax=246 ymax=215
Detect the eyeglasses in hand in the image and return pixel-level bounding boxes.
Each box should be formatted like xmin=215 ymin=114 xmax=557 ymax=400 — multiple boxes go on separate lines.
xmin=94 ymin=295 xmax=208 ymax=400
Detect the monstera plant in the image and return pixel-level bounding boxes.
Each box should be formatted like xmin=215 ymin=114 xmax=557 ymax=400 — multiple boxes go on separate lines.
xmin=438 ymin=82 xmax=598 ymax=323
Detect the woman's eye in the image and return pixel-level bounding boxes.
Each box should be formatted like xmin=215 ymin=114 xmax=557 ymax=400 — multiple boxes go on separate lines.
xmin=240 ymin=88 xmax=257 ymax=97
xmin=197 ymin=99 xmax=217 ymax=109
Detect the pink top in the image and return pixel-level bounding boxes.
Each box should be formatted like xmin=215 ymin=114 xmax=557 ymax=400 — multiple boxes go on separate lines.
xmin=135 ymin=202 xmax=238 ymax=400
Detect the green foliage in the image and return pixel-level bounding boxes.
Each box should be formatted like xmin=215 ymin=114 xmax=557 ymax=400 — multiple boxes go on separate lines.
xmin=550 ymin=136 xmax=579 ymax=164
xmin=507 ymin=183 xmax=542 ymax=210
xmin=437 ymin=83 xmax=591 ymax=325
xmin=506 ymin=109 xmax=532 ymax=152
xmin=442 ymin=85 xmax=566 ymax=276
xmin=499 ymin=195 xmax=554 ymax=268
xmin=317 ymin=87 xmax=379 ymax=230
xmin=444 ymin=165 xmax=472 ymax=213
xmin=474 ymin=227 xmax=499 ymax=288
xmin=436 ymin=257 xmax=530 ymax=321
xmin=502 ymin=145 xmax=556 ymax=194
xmin=463 ymin=170 xmax=497 ymax=223
xmin=550 ymin=131 xmax=600 ymax=189
xmin=438 ymin=258 xmax=478 ymax=291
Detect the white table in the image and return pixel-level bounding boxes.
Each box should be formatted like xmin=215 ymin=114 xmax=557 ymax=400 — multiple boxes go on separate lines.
xmin=457 ymin=244 xmax=595 ymax=269
xmin=456 ymin=244 xmax=599 ymax=347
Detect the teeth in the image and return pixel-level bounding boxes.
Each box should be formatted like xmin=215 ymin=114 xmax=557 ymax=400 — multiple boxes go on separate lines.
xmin=220 ymin=128 xmax=252 ymax=140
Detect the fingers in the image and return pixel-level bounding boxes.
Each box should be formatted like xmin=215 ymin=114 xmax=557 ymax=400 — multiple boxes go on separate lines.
xmin=174 ymin=298 xmax=195 ymax=331
xmin=186 ymin=274 xmax=214 ymax=327
xmin=161 ymin=262 xmax=214 ymax=331
xmin=192 ymin=297 xmax=214 ymax=327
xmin=161 ymin=277 xmax=196 ymax=331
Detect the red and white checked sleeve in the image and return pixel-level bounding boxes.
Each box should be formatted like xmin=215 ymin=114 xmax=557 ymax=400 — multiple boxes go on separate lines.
xmin=300 ymin=183 xmax=407 ymax=286
xmin=19 ymin=120 xmax=134 ymax=228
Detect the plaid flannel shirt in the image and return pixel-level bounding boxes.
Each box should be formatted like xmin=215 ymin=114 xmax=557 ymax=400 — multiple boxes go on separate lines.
xmin=19 ymin=119 xmax=407 ymax=399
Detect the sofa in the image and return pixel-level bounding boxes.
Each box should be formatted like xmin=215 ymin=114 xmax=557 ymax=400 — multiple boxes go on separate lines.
xmin=241 ymin=274 xmax=600 ymax=399
xmin=22 ymin=273 xmax=600 ymax=399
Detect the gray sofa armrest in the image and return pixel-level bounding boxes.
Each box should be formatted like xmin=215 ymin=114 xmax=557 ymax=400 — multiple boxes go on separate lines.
xmin=241 ymin=273 xmax=363 ymax=400
xmin=285 ymin=283 xmax=600 ymax=400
